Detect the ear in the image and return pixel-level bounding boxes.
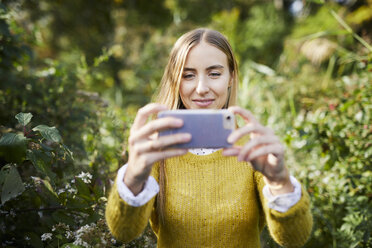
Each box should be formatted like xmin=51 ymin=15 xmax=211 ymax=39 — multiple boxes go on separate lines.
xmin=228 ymin=71 xmax=234 ymax=87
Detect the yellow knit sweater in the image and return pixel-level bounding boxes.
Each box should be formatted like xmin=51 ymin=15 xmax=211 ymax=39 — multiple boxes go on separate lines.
xmin=105 ymin=150 xmax=313 ymax=247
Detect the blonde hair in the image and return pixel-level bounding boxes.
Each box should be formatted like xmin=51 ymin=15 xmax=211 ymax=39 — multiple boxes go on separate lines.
xmin=155 ymin=28 xmax=239 ymax=109
xmin=154 ymin=28 xmax=239 ymax=222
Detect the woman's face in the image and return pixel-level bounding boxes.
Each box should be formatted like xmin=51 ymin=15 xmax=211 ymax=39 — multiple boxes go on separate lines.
xmin=179 ymin=41 xmax=231 ymax=109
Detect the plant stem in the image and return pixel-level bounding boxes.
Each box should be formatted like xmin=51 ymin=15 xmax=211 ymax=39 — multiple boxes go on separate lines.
xmin=7 ymin=206 xmax=90 ymax=213
xmin=330 ymin=10 xmax=372 ymax=53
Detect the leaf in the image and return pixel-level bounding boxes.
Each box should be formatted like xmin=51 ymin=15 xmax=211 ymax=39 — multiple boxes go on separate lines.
xmin=15 ymin=112 xmax=33 ymax=126
xmin=40 ymin=143 xmax=54 ymax=152
xmin=0 ymin=133 xmax=27 ymax=163
xmin=32 ymin=125 xmax=62 ymax=143
xmin=26 ymin=150 xmax=55 ymax=180
xmin=31 ymin=176 xmax=59 ymax=205
xmin=75 ymin=177 xmax=91 ymax=200
xmin=42 ymin=178 xmax=58 ymax=198
xmin=52 ymin=210 xmax=76 ymax=226
xmin=249 ymin=61 xmax=276 ymax=76
xmin=82 ymin=212 xmax=101 ymax=225
xmin=1 ymin=164 xmax=25 ymax=204
xmin=55 ymin=234 xmax=63 ymax=240
xmin=66 ymin=196 xmax=90 ymax=209
xmin=62 ymin=144 xmax=74 ymax=160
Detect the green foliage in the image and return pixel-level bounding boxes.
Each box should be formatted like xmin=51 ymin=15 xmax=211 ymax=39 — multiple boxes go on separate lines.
xmin=0 ymin=164 xmax=25 ymax=204
xmin=292 ymin=73 xmax=372 ymax=247
xmin=0 ymin=111 xmax=116 ymax=247
xmin=211 ymin=3 xmax=291 ymax=66
xmin=32 ymin=125 xmax=62 ymax=143
xmin=290 ymin=5 xmax=341 ymax=39
xmin=0 ymin=133 xmax=27 ymax=163
xmin=15 ymin=112 xmax=33 ymax=126
xmin=0 ymin=3 xmax=127 ymax=246
xmin=237 ymin=4 xmax=371 ymax=247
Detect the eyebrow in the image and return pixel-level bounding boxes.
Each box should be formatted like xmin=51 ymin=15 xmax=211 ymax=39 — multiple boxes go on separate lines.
xmin=183 ymin=64 xmax=224 ymax=71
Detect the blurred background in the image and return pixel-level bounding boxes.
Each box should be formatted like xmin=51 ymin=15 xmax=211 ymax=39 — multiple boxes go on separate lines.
xmin=0 ymin=0 xmax=371 ymax=247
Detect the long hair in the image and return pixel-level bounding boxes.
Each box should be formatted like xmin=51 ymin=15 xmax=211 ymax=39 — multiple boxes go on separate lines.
xmin=154 ymin=28 xmax=239 ymax=223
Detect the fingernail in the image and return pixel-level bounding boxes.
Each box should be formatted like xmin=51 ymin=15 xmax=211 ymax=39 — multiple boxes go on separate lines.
xmin=174 ymin=119 xmax=183 ymax=125
xmin=183 ymin=133 xmax=191 ymax=140
xmin=222 ymin=150 xmax=232 ymax=156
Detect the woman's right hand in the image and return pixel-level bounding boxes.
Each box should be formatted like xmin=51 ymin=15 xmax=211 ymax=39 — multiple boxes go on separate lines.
xmin=123 ymin=103 xmax=191 ymax=195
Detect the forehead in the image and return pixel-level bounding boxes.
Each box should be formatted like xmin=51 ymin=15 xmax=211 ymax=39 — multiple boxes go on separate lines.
xmin=184 ymin=41 xmax=228 ymax=68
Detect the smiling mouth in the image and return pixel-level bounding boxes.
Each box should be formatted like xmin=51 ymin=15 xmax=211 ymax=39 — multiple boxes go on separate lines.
xmin=193 ymin=99 xmax=214 ymax=107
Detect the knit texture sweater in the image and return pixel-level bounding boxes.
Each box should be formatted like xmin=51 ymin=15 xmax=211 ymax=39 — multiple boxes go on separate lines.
xmin=105 ymin=150 xmax=313 ymax=247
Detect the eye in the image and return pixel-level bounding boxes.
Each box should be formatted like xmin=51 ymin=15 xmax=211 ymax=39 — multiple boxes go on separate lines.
xmin=182 ymin=73 xmax=195 ymax=80
xmin=209 ymin=71 xmax=221 ymax=78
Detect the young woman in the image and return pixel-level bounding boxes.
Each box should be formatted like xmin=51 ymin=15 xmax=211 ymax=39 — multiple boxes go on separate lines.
xmin=105 ymin=28 xmax=313 ymax=247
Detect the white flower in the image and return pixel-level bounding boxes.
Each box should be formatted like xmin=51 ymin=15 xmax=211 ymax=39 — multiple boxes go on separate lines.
xmin=72 ymin=223 xmax=96 ymax=248
xmin=57 ymin=188 xmax=65 ymax=195
xmin=41 ymin=233 xmax=52 ymax=241
xmin=67 ymin=187 xmax=77 ymax=194
xmin=65 ymin=231 xmax=73 ymax=239
xmin=77 ymin=172 xmax=92 ymax=184
xmin=73 ymin=239 xmax=89 ymax=248
xmin=24 ymin=183 xmax=32 ymax=189
xmin=101 ymin=237 xmax=107 ymax=245
xmin=64 ymin=183 xmax=77 ymax=194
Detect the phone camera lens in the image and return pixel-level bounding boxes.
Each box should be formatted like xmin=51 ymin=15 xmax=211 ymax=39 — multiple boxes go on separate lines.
xmin=226 ymin=116 xmax=231 ymax=121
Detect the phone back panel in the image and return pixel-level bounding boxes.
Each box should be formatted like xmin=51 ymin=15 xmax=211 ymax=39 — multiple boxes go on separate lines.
xmin=158 ymin=110 xmax=234 ymax=148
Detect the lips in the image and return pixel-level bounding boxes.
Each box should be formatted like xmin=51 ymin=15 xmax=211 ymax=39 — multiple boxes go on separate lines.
xmin=193 ymin=99 xmax=214 ymax=107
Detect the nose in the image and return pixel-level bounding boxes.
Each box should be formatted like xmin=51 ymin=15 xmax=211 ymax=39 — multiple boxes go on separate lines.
xmin=196 ymin=76 xmax=209 ymax=95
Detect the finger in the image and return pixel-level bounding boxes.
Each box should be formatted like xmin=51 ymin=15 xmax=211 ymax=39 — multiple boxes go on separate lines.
xmin=228 ymin=106 xmax=259 ymax=125
xmin=237 ymin=135 xmax=280 ymax=161
xmin=132 ymin=103 xmax=168 ymax=132
xmin=222 ymin=147 xmax=241 ymax=156
xmin=227 ymin=123 xmax=273 ymax=144
xmin=130 ymin=117 xmax=184 ymax=143
xmin=244 ymin=143 xmax=284 ymax=162
xmin=136 ymin=133 xmax=191 ymax=153
xmin=267 ymin=153 xmax=279 ymax=166
xmin=143 ymin=149 xmax=188 ymax=165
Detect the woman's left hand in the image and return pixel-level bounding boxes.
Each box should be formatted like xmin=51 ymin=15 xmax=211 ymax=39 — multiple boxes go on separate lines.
xmin=222 ymin=106 xmax=294 ymax=195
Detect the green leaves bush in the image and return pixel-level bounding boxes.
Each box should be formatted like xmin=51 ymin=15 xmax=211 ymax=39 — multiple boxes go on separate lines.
xmin=292 ymin=73 xmax=372 ymax=247
xmin=0 ymin=112 xmax=116 ymax=247
xmin=0 ymin=4 xmax=128 ymax=246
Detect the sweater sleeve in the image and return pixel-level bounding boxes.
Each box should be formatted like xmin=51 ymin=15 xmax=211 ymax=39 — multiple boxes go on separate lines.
xmin=116 ymin=164 xmax=159 ymax=207
xmin=105 ymin=175 xmax=157 ymax=243
xmin=255 ymin=171 xmax=313 ymax=248
xmin=262 ymin=175 xmax=302 ymax=213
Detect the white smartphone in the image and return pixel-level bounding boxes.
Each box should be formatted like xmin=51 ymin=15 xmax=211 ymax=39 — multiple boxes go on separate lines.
xmin=157 ymin=109 xmax=235 ymax=148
